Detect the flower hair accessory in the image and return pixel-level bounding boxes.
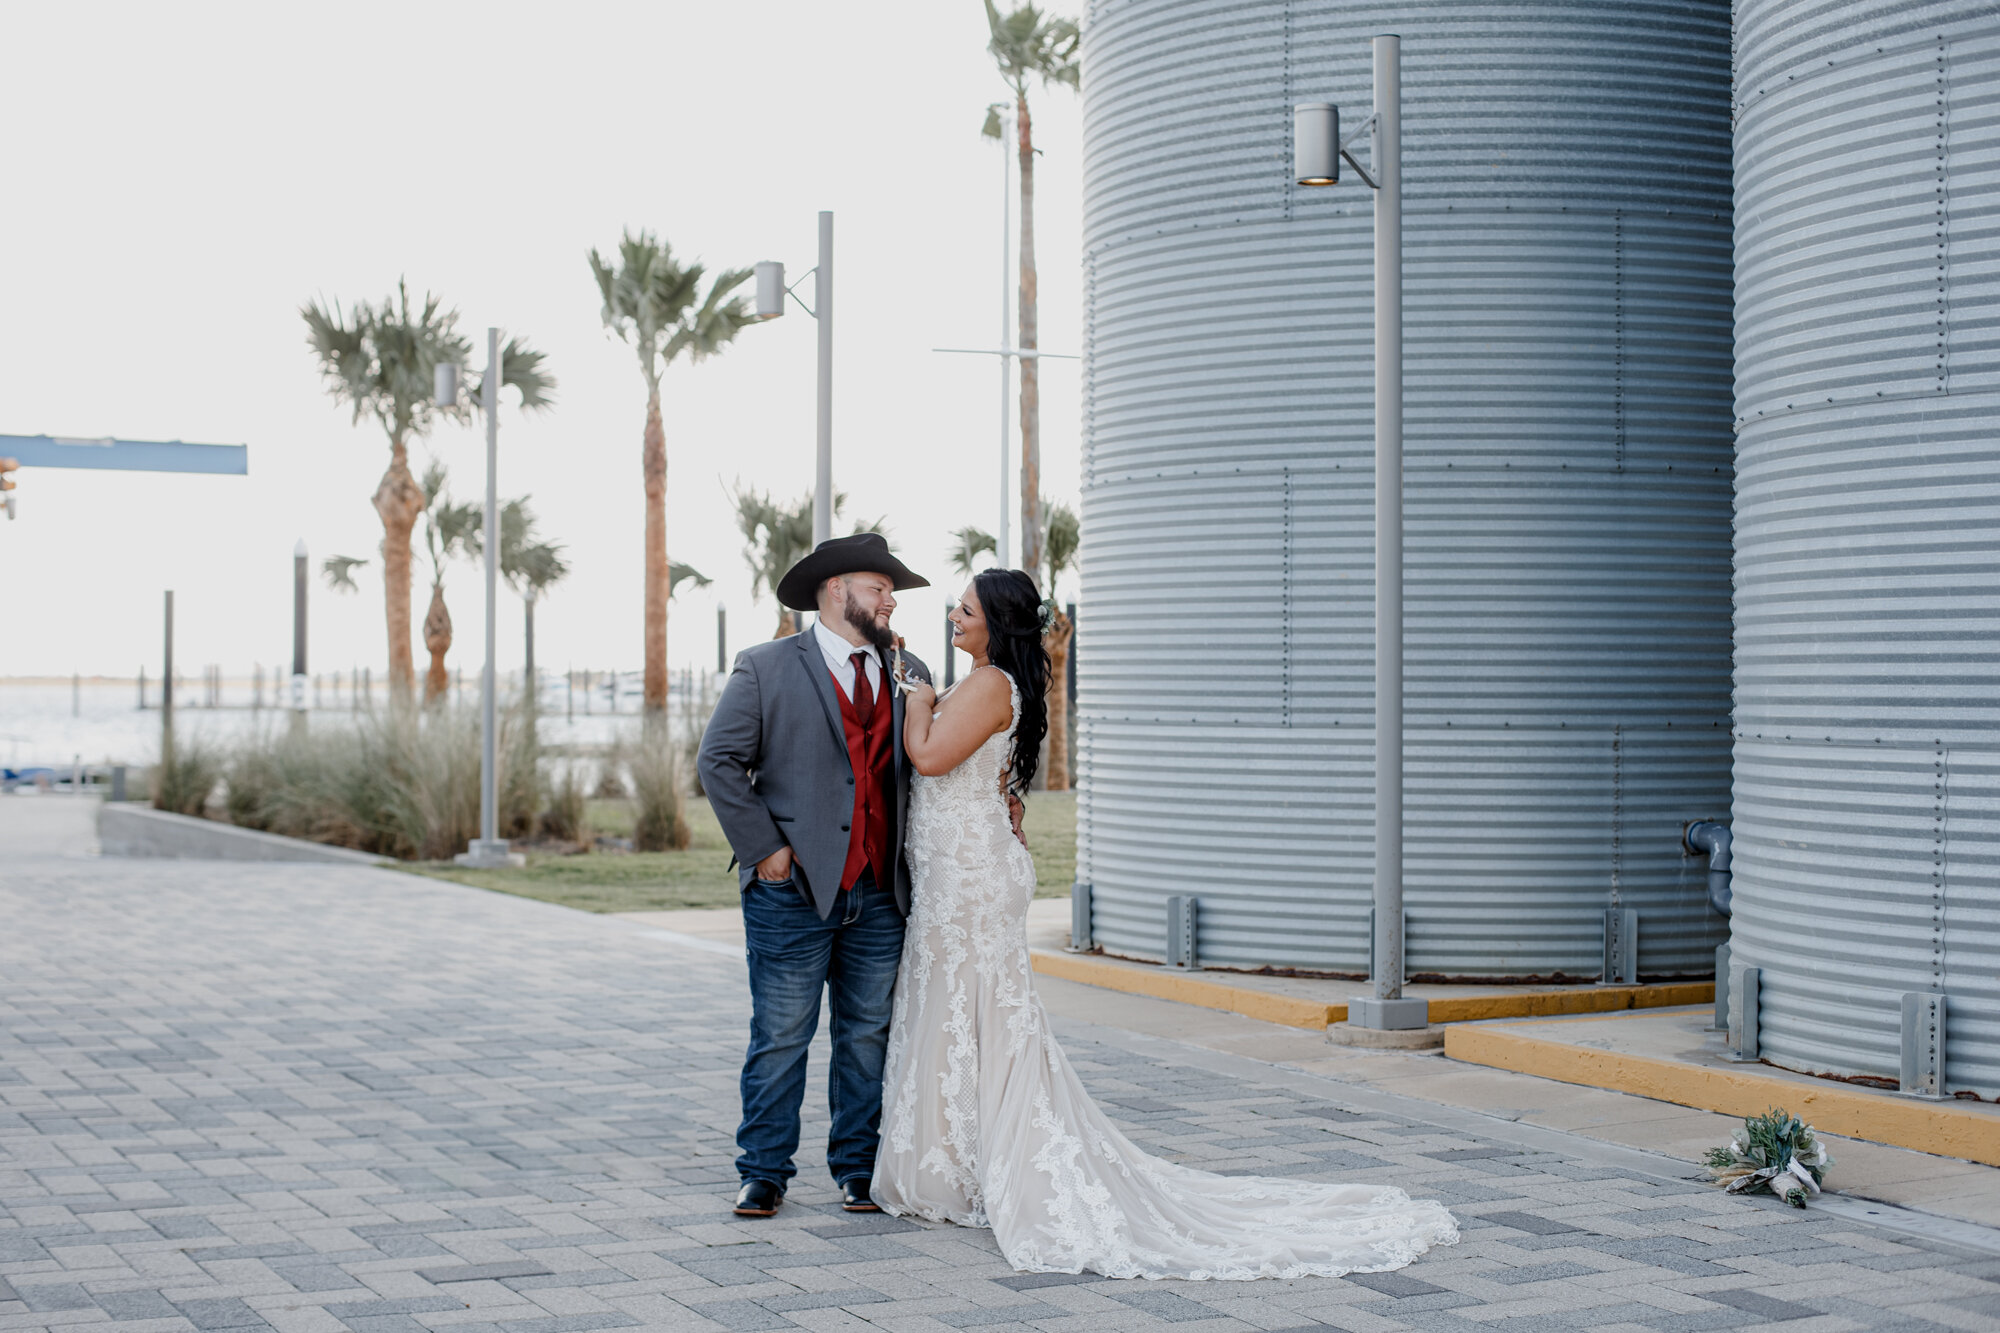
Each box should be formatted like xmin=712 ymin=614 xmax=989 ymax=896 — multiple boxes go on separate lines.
xmin=1036 ymin=598 xmax=1059 ymax=633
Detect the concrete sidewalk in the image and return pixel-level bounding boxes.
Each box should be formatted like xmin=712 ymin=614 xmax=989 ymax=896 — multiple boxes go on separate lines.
xmin=4 ymin=807 xmax=2000 ymax=1332
xmin=621 ymin=902 xmax=2000 ymax=1231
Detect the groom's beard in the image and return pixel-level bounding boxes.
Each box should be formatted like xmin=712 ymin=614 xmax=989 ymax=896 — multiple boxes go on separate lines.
xmin=844 ymin=592 xmax=896 ymax=651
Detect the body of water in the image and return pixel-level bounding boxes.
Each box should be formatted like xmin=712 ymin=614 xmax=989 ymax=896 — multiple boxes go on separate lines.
xmin=0 ymin=671 xmax=716 ymax=774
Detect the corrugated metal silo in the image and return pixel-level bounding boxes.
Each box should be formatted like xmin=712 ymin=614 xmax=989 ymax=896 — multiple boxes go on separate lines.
xmin=1730 ymin=0 xmax=2000 ymax=1096
xmin=1077 ymin=0 xmax=1735 ymax=978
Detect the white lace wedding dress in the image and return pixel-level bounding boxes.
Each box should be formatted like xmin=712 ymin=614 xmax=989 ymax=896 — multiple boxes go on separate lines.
xmin=874 ymin=670 xmax=1458 ymax=1280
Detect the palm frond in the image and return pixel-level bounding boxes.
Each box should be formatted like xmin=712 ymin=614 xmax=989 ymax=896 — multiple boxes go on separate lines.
xmin=948 ymin=526 xmax=998 ymax=577
xmin=322 ymin=555 xmax=368 ymax=593
xmin=301 ymin=279 xmax=472 ymax=445
xmin=593 ymin=230 xmax=758 ymax=387
xmin=984 ymin=0 xmax=1081 ymax=95
xmin=419 ymin=459 xmax=449 ymax=506
xmin=498 ymin=336 xmax=557 ymax=411
xmin=668 ymin=561 xmax=712 ymax=598
xmin=1043 ymin=500 xmax=1079 ymax=592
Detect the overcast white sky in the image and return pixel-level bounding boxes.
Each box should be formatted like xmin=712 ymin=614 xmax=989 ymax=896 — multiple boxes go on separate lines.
xmin=0 ymin=1 xmax=1082 ymax=680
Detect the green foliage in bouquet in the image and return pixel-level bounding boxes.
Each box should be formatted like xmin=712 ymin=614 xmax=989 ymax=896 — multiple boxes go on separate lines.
xmin=1703 ymin=1108 xmax=1832 ymax=1208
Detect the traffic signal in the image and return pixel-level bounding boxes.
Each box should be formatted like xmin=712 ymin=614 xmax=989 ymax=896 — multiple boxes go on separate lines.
xmin=0 ymin=457 xmax=15 ymax=520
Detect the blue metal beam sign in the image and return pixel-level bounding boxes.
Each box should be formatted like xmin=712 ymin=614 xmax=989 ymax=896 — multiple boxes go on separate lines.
xmin=0 ymin=434 xmax=248 ymax=475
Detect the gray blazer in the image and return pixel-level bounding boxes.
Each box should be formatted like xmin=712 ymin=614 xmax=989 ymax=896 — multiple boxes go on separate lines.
xmin=697 ymin=630 xmax=933 ymax=919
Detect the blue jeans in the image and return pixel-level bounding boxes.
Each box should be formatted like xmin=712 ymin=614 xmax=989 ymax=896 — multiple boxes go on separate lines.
xmin=737 ymin=867 xmax=905 ymax=1190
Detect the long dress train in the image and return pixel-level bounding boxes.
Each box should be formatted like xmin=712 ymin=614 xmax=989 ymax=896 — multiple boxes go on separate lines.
xmin=873 ymin=671 xmax=1457 ymax=1280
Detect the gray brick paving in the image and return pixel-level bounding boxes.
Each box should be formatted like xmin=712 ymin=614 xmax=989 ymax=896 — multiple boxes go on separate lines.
xmin=3 ymin=861 xmax=1999 ymax=1333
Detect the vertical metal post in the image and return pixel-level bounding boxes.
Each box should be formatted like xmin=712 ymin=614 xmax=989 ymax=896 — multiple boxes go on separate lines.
xmin=292 ymin=542 xmax=307 ymax=680
xmin=480 ymin=327 xmax=499 ymax=839
xmin=161 ymin=590 xmax=174 ymax=753
xmin=1351 ymin=35 xmax=1420 ymax=1031
xmin=998 ymin=115 xmax=1014 ymax=565
xmin=717 ymin=605 xmax=727 ymax=674
xmin=291 ymin=540 xmax=308 ymax=730
xmin=458 ymin=328 xmax=518 ymax=868
xmin=814 ymin=211 xmax=834 ymax=547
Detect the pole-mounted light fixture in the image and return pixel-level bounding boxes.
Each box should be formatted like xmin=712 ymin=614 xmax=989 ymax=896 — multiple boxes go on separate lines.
xmin=434 ymin=361 xmax=459 ymax=408
xmin=753 ymin=261 xmax=787 ymax=321
xmin=1294 ymin=102 xmax=1339 ymax=185
xmin=1294 ymin=38 xmax=1412 ymax=1033
xmin=755 ymin=213 xmax=835 ymax=546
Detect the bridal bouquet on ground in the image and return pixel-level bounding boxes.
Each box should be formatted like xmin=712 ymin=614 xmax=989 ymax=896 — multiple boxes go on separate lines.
xmin=1703 ymin=1108 xmax=1832 ymax=1207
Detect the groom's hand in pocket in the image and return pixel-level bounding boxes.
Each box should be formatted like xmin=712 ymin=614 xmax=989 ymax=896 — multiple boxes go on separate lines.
xmin=755 ymin=846 xmax=794 ymax=883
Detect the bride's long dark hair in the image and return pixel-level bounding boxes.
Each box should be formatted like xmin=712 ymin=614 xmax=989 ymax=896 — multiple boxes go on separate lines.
xmin=972 ymin=568 xmax=1051 ymax=796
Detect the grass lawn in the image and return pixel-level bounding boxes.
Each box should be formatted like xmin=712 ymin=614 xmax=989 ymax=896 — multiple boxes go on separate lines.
xmin=404 ymin=789 xmax=1078 ymax=914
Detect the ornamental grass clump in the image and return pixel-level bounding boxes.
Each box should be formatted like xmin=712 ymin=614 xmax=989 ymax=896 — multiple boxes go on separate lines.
xmin=628 ymin=720 xmax=690 ymax=852
xmin=153 ymin=734 xmax=224 ymax=816
xmin=219 ymin=704 xmax=538 ymax=861
xmin=1704 ymin=1108 xmax=1832 ymax=1207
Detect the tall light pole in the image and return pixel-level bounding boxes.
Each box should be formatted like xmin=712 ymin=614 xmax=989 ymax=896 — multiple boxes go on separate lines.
xmin=448 ymin=332 xmax=523 ymax=869
xmin=932 ymin=110 xmax=1079 ymax=570
xmin=1295 ymin=35 xmax=1418 ymax=1031
xmin=995 ymin=103 xmax=1014 ymax=561
xmin=753 ymin=211 xmax=836 ymax=547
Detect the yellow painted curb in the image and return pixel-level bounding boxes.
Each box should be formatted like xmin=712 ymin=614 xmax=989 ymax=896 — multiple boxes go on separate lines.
xmin=1426 ymin=982 xmax=1715 ymax=1023
xmin=1029 ymin=951 xmax=1334 ymax=1029
xmin=1029 ymin=950 xmax=1715 ymax=1032
xmin=1446 ymin=1022 xmax=2000 ymax=1168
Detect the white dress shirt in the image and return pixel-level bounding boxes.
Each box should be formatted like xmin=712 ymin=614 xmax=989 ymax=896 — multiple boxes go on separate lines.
xmin=813 ymin=617 xmax=881 ymax=703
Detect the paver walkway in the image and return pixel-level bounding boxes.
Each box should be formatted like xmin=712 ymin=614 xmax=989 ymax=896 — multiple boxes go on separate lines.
xmin=4 ymin=854 xmax=2000 ymax=1333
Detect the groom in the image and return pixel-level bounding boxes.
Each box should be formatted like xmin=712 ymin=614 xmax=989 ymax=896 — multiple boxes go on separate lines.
xmin=697 ymin=532 xmax=932 ymax=1219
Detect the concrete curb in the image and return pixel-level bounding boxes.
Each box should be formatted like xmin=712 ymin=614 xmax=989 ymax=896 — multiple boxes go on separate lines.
xmin=1028 ymin=948 xmax=1716 ymax=1031
xmin=1446 ymin=1019 xmax=2000 ymax=1168
xmin=98 ymin=805 xmax=386 ymax=866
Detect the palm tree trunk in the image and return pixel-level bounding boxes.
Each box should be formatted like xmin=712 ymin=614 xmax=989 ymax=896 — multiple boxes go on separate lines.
xmin=1016 ymin=91 xmax=1043 ymax=580
xmin=1043 ymin=612 xmax=1072 ymax=791
xmin=774 ymin=608 xmax=797 ymax=639
xmin=423 ymin=583 xmax=452 ymax=704
xmin=373 ymin=438 xmax=425 ymax=704
xmin=642 ymin=389 xmax=669 ymax=713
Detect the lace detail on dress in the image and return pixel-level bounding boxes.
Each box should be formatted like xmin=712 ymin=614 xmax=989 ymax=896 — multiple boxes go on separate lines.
xmin=873 ymin=670 xmax=1458 ymax=1278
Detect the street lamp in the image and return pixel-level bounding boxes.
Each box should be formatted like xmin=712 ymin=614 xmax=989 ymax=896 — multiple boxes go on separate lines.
xmin=1296 ymin=36 xmax=1417 ymax=1032
xmin=447 ymin=330 xmax=524 ymax=869
xmin=755 ymin=211 xmax=835 ymax=546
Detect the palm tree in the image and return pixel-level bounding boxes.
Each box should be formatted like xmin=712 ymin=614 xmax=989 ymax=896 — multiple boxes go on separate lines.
xmin=1041 ymin=498 xmax=1080 ymax=790
xmin=588 ymin=230 xmax=755 ymax=714
xmin=982 ymin=1 xmax=1080 ymax=577
xmin=303 ymin=280 xmax=553 ymax=704
xmin=948 ymin=525 xmax=998 ymax=578
xmin=489 ymin=497 xmax=570 ymax=696
xmin=734 ymin=486 xmax=883 ymax=637
xmin=416 ymin=462 xmax=482 ymax=705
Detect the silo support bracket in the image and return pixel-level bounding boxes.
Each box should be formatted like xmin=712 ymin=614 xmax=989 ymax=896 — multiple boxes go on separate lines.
xmin=1068 ymin=882 xmax=1093 ymax=953
xmin=1710 ymin=943 xmax=1731 ymax=1032
xmin=1602 ymin=908 xmax=1640 ymax=985
xmin=1726 ymin=964 xmax=1759 ymax=1061
xmin=1166 ymin=895 xmax=1198 ymax=969
xmin=1900 ymin=992 xmax=1947 ymax=1099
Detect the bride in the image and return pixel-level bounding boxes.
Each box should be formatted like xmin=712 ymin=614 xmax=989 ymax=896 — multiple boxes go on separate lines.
xmin=873 ymin=568 xmax=1457 ymax=1280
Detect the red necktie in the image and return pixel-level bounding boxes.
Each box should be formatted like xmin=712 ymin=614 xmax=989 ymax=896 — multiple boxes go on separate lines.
xmin=850 ymin=650 xmax=874 ymax=713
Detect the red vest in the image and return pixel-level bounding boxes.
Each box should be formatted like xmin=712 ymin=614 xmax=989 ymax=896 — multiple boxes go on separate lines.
xmin=832 ymin=658 xmax=895 ymax=891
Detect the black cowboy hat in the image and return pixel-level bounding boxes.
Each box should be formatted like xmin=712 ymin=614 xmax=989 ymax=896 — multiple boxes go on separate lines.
xmin=775 ymin=532 xmax=930 ymax=611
